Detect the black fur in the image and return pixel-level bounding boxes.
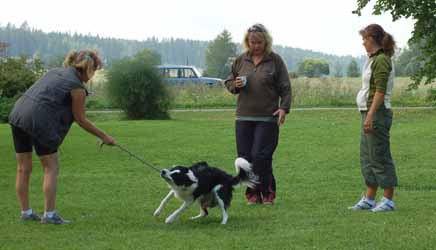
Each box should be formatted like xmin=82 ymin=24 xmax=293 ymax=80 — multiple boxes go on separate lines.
xmin=154 ymin=159 xmax=256 ymax=224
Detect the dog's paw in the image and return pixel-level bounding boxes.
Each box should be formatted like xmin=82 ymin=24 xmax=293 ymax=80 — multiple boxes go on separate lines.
xmin=165 ymin=216 xmax=175 ymax=224
xmin=153 ymin=209 xmax=161 ymax=217
xmin=220 ymin=213 xmax=229 ymax=225
xmin=190 ymin=215 xmax=202 ymax=220
xmin=190 ymin=213 xmax=207 ymax=220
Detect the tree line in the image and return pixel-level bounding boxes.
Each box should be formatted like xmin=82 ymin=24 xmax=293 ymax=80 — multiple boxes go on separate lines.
xmin=0 ymin=21 xmax=425 ymax=80
xmin=203 ymin=30 xmax=419 ymax=79
xmin=1 ymin=22 xmax=360 ymax=76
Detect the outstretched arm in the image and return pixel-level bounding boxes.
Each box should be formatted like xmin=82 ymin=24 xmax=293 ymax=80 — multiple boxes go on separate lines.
xmin=71 ymin=88 xmax=116 ymax=145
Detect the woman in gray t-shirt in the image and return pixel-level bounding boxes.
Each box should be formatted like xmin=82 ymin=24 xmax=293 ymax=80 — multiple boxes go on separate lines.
xmin=9 ymin=50 xmax=116 ymax=224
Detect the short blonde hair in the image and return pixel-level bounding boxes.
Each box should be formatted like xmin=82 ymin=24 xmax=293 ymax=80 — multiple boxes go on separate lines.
xmin=63 ymin=50 xmax=103 ymax=80
xmin=243 ymin=23 xmax=273 ymax=55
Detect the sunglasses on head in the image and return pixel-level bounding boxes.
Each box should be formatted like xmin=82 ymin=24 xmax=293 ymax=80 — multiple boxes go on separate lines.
xmin=248 ymin=25 xmax=266 ymax=33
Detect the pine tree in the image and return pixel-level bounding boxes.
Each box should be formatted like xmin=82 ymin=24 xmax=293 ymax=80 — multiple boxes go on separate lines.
xmin=204 ymin=30 xmax=236 ymax=79
xmin=346 ymin=59 xmax=360 ymax=77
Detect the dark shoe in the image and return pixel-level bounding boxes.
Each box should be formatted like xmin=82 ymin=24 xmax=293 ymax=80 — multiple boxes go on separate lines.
xmin=41 ymin=213 xmax=71 ymax=225
xmin=20 ymin=212 xmax=41 ymax=221
xmin=246 ymin=194 xmax=260 ymax=205
xmin=261 ymin=194 xmax=275 ymax=205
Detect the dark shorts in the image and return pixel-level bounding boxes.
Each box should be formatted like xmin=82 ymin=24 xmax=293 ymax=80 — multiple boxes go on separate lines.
xmin=11 ymin=125 xmax=58 ymax=156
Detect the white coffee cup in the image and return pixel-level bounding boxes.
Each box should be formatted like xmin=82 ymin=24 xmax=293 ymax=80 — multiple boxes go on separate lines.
xmin=238 ymin=76 xmax=247 ymax=87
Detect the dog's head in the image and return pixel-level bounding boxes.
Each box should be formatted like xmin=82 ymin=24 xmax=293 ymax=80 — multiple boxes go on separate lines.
xmin=160 ymin=165 xmax=198 ymax=189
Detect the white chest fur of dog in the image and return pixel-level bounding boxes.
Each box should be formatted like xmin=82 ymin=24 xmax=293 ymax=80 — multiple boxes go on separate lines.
xmin=153 ymin=158 xmax=256 ymax=224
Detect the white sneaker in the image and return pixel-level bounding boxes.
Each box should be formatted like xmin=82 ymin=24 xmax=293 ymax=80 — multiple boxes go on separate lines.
xmin=348 ymin=196 xmax=376 ymax=211
xmin=371 ymin=197 xmax=395 ymax=212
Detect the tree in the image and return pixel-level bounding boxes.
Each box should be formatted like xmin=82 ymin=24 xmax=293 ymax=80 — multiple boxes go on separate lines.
xmin=347 ymin=59 xmax=360 ymax=77
xmin=353 ymin=0 xmax=436 ymax=88
xmin=106 ymin=49 xmax=170 ymax=119
xmin=298 ymin=58 xmax=330 ymax=77
xmin=0 ymin=56 xmax=45 ymax=122
xmin=332 ymin=61 xmax=344 ymax=77
xmin=288 ymin=71 xmax=299 ymax=79
xmin=203 ymin=30 xmax=237 ymax=79
xmin=44 ymin=53 xmax=66 ymax=69
xmin=395 ymin=44 xmax=422 ymax=77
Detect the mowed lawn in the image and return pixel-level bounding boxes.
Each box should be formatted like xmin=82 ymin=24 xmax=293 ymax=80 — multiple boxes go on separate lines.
xmin=1 ymin=109 xmax=436 ymax=250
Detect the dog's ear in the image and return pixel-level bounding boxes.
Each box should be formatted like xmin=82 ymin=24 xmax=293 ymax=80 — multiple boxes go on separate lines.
xmin=171 ymin=171 xmax=197 ymax=186
xmin=170 ymin=165 xmax=186 ymax=171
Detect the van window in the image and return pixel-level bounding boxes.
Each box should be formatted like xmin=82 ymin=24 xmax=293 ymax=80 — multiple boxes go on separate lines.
xmin=183 ymin=69 xmax=197 ymax=78
xmin=164 ymin=68 xmax=179 ymax=78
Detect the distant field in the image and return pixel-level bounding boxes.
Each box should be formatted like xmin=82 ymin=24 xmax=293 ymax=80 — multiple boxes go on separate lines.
xmin=1 ymin=109 xmax=436 ymax=250
xmin=87 ymin=73 xmax=436 ymax=109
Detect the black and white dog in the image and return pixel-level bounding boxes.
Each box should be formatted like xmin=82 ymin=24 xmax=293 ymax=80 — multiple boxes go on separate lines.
xmin=153 ymin=158 xmax=257 ymax=224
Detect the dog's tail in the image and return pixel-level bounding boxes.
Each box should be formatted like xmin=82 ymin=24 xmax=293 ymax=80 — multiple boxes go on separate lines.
xmin=232 ymin=157 xmax=258 ymax=188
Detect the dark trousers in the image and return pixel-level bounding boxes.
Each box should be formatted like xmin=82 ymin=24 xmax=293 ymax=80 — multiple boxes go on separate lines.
xmin=360 ymin=108 xmax=397 ymax=188
xmin=235 ymin=120 xmax=279 ymax=199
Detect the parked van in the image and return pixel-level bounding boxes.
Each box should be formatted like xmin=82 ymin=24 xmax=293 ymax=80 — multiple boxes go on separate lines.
xmin=156 ymin=65 xmax=222 ymax=85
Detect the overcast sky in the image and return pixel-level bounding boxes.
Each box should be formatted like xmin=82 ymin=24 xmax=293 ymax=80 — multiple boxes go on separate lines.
xmin=1 ymin=0 xmax=414 ymax=56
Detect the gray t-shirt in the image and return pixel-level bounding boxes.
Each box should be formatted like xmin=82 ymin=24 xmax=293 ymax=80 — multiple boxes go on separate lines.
xmin=9 ymin=67 xmax=86 ymax=148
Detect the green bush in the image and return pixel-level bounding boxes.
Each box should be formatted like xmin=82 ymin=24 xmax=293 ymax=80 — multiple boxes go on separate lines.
xmin=298 ymin=58 xmax=330 ymax=77
xmin=85 ymin=98 xmax=111 ymax=110
xmin=288 ymin=71 xmax=299 ymax=79
xmin=105 ymin=49 xmax=170 ymax=119
xmin=0 ymin=96 xmax=17 ymax=122
xmin=426 ymin=88 xmax=436 ymax=106
xmin=0 ymin=57 xmax=45 ymax=122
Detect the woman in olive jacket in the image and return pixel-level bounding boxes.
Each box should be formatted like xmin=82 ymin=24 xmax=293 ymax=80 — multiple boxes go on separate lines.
xmin=349 ymin=24 xmax=398 ymax=212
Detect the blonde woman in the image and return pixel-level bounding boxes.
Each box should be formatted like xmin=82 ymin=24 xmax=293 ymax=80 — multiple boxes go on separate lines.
xmin=9 ymin=50 xmax=116 ymax=224
xmin=224 ymin=24 xmax=291 ymax=205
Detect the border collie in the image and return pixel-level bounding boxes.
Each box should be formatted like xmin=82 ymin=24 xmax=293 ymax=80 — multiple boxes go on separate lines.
xmin=153 ymin=158 xmax=257 ymax=224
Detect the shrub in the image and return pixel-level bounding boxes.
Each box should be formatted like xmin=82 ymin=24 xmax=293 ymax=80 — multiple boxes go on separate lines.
xmin=0 ymin=96 xmax=17 ymax=122
xmin=426 ymin=88 xmax=436 ymax=106
xmin=346 ymin=59 xmax=360 ymax=77
xmin=288 ymin=71 xmax=299 ymax=79
xmin=105 ymin=49 xmax=170 ymax=119
xmin=0 ymin=56 xmax=45 ymax=122
xmin=298 ymin=58 xmax=330 ymax=77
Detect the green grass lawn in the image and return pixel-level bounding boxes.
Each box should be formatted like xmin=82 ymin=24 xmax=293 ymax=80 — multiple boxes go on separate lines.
xmin=1 ymin=109 xmax=436 ymax=250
